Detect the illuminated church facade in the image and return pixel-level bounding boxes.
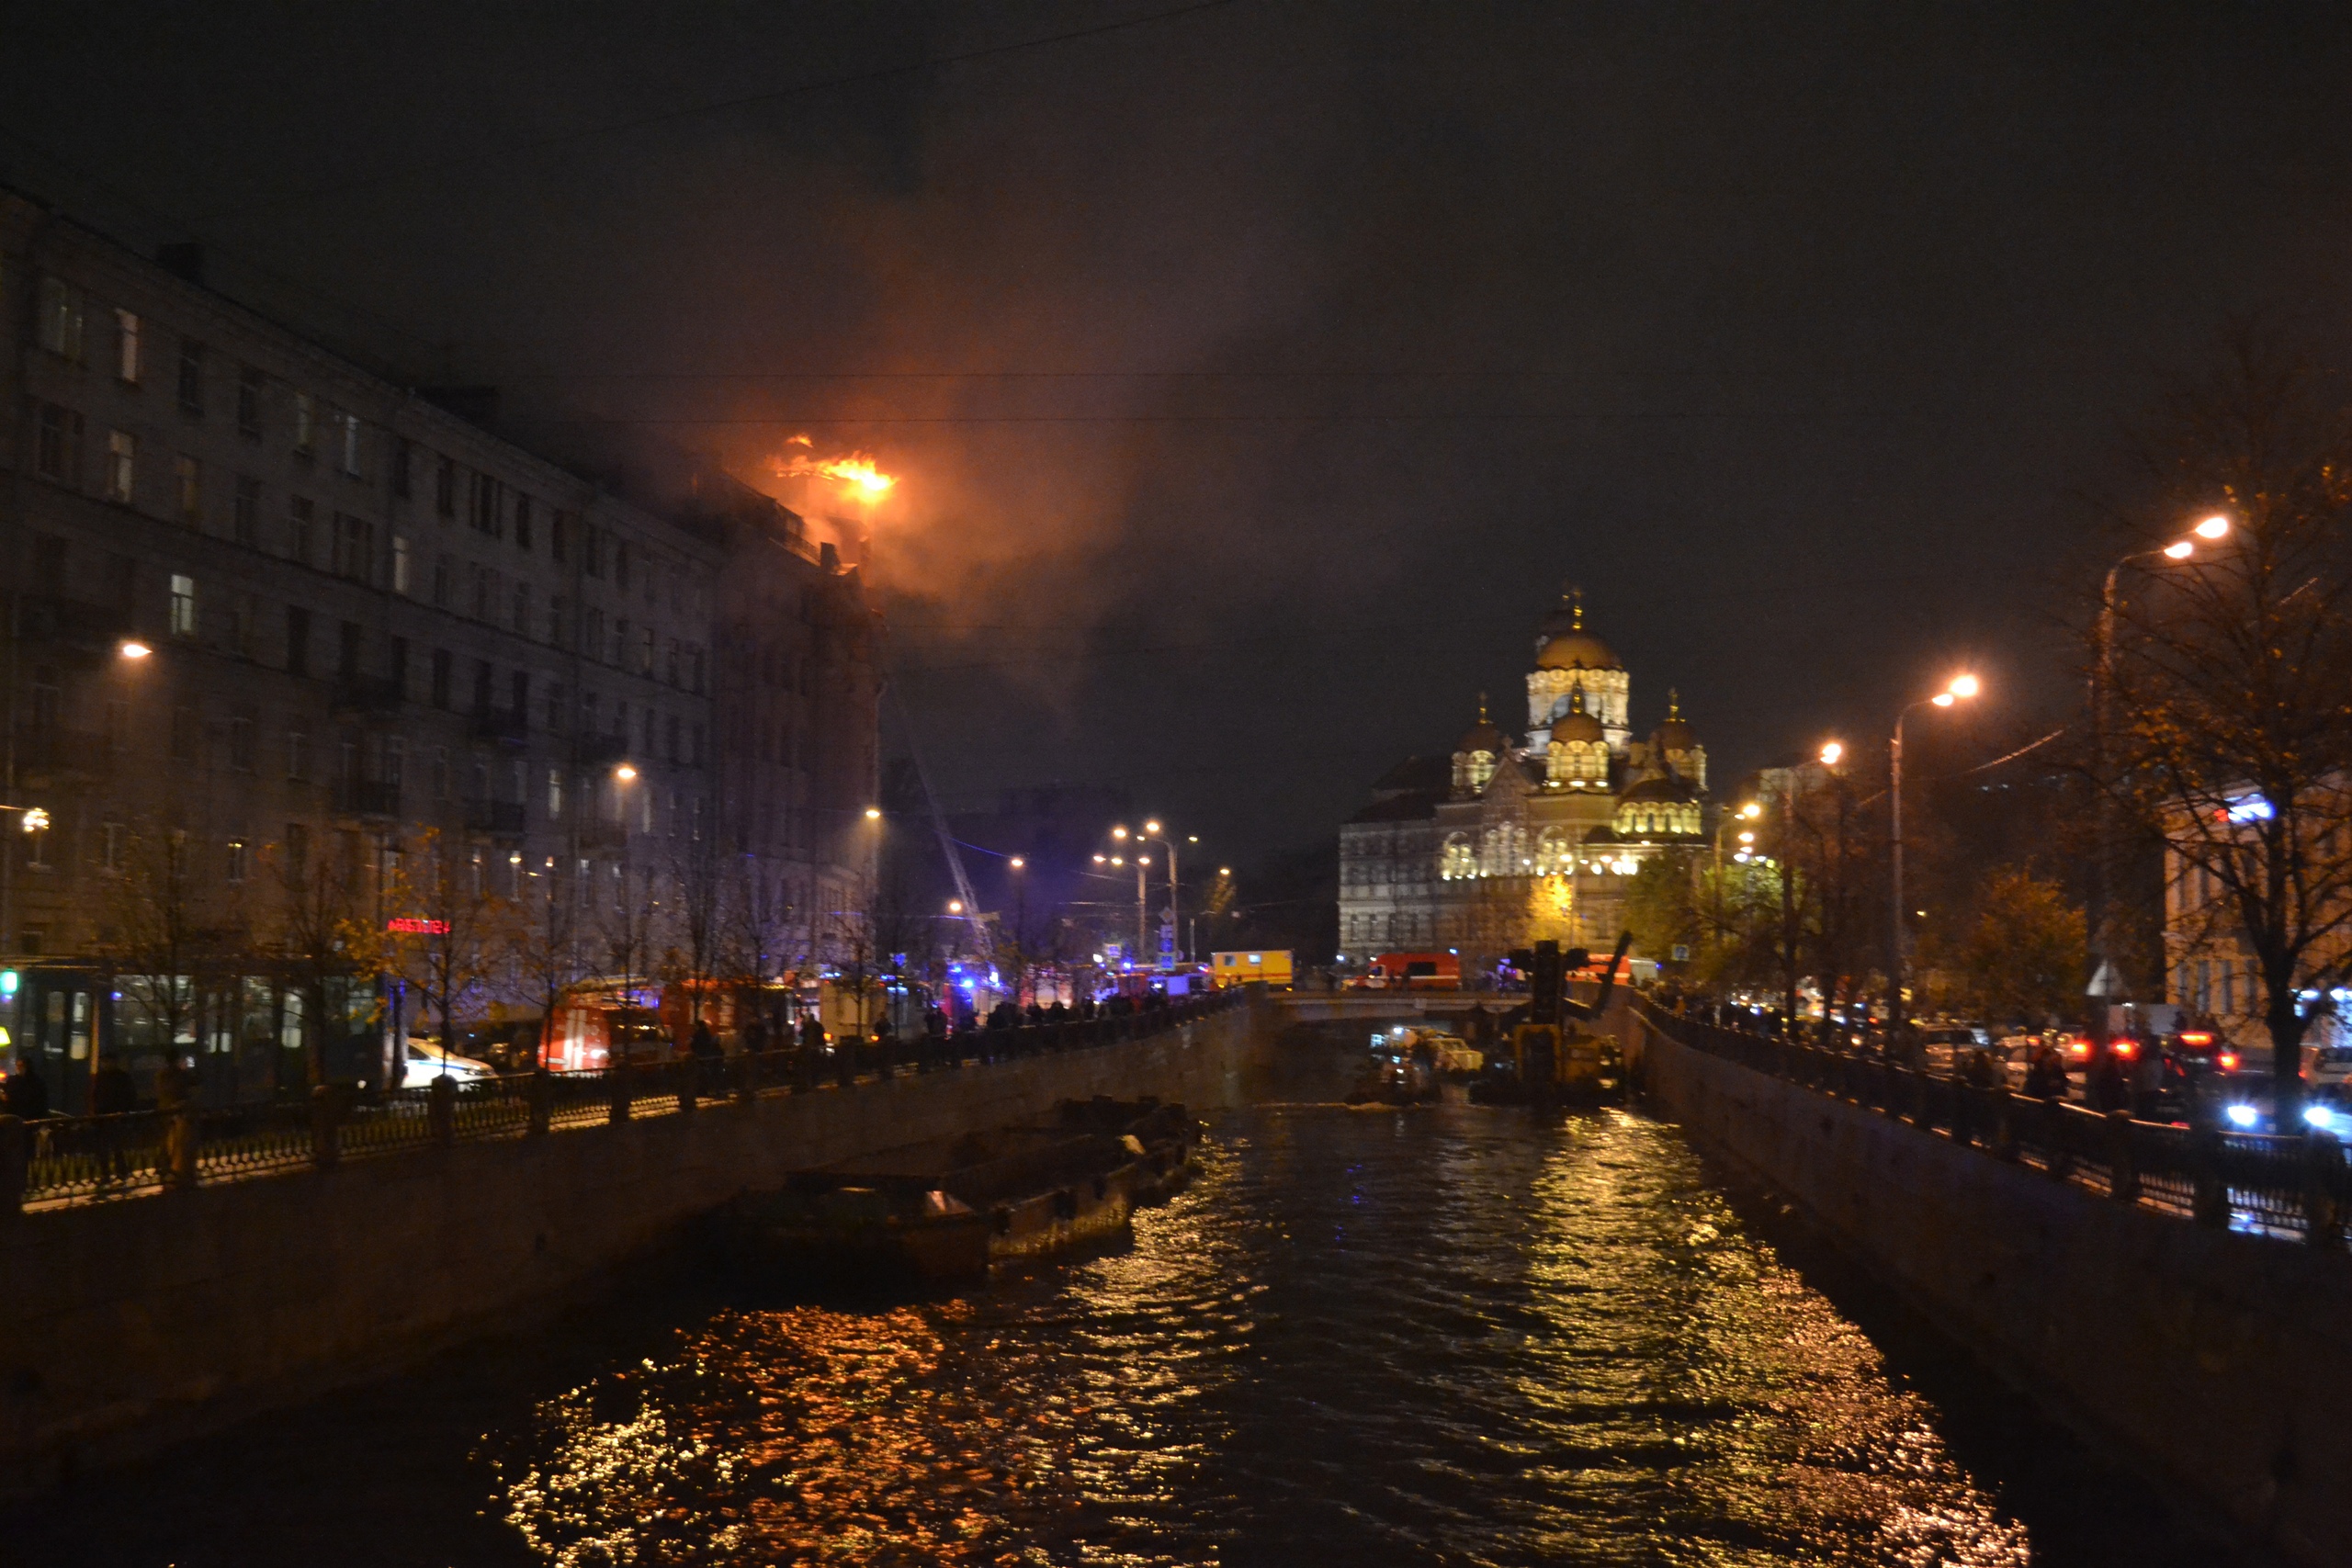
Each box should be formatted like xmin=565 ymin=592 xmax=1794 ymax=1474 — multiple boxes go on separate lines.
xmin=1337 ymin=592 xmax=1712 ymax=975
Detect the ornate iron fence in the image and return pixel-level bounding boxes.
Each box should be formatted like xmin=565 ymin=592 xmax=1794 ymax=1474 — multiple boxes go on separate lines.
xmin=0 ymin=989 xmax=1246 ymax=1213
xmin=1634 ymin=998 xmax=2350 ymax=1247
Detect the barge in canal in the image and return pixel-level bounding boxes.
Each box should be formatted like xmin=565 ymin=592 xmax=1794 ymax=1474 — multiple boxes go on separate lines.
xmin=721 ymin=1096 xmax=1200 ymax=1285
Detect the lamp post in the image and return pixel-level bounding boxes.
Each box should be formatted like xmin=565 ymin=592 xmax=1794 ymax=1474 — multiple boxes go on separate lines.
xmin=1888 ymin=673 xmax=1980 ymax=1044
xmin=2088 ymin=513 xmax=2230 ymax=1066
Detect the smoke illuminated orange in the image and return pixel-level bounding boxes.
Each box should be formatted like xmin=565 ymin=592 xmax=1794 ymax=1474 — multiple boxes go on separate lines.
xmin=771 ymin=435 xmax=896 ymax=498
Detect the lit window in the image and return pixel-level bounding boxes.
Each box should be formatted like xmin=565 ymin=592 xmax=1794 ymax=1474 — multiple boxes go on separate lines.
xmin=547 ymin=768 xmax=563 ymax=819
xmin=391 ymin=536 xmax=412 ymax=595
xmin=100 ymin=820 xmax=126 ymax=874
xmin=169 ymin=574 xmax=198 ymax=637
xmin=114 ymin=309 xmax=141 ymax=382
xmin=104 ymin=429 xmax=136 ymax=502
xmin=225 ymin=840 xmax=247 ymax=884
xmin=35 ymin=276 xmax=84 ymax=361
xmin=175 ymin=454 xmax=202 ymax=525
xmin=293 ymin=392 xmax=315 ymax=455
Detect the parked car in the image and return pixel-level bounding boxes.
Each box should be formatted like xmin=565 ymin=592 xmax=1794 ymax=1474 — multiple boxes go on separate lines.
xmin=399 ymin=1037 xmax=499 ymax=1086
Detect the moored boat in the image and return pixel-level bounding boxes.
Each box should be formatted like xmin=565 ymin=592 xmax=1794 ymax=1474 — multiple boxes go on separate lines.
xmin=722 ymin=1097 xmax=1199 ymax=1285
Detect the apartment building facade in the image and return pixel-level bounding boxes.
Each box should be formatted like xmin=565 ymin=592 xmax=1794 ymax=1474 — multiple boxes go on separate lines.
xmin=0 ymin=191 xmax=876 ymax=1099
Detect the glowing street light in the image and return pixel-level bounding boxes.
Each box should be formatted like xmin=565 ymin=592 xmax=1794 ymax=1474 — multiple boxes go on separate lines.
xmin=946 ymin=898 xmax=964 ymax=915
xmin=1820 ymin=740 xmax=1844 ymax=768
xmin=1889 ymin=672 xmax=1983 ymax=1035
xmin=1009 ymin=856 xmax=1024 ymax=870
xmin=864 ymin=806 xmax=882 ymax=821
xmin=613 ymin=763 xmax=638 ymax=783
xmin=20 ymin=808 xmax=48 ymax=834
xmin=2195 ymin=513 xmax=2231 ymax=540
xmin=118 ymin=639 xmax=151 ymax=660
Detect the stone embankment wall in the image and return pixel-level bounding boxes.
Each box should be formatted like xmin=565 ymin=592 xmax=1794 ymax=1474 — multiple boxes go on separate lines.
xmin=1609 ymin=999 xmax=2352 ymax=1568
xmin=1 ymin=1004 xmax=1263 ymax=1491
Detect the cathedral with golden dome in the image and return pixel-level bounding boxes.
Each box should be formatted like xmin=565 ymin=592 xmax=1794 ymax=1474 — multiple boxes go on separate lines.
xmin=1338 ymin=592 xmax=1712 ymax=975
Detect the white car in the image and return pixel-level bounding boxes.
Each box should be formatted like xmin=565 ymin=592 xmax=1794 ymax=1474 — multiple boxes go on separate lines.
xmin=400 ymin=1037 xmax=499 ymax=1086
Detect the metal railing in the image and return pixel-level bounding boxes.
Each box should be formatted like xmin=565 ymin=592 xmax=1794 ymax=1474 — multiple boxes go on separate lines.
xmin=0 ymin=990 xmax=1247 ymax=1213
xmin=1634 ymin=998 xmax=2350 ymax=1247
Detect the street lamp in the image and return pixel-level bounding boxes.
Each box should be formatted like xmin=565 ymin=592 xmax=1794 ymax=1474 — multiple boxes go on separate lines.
xmin=117 ymin=639 xmax=152 ymax=660
xmin=1133 ymin=819 xmax=1185 ymax=961
xmin=1888 ymin=673 xmax=1981 ymax=1042
xmin=2087 ymin=513 xmax=2230 ymax=1061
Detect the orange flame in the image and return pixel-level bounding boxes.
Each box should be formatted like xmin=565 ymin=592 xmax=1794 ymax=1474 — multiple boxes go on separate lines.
xmin=771 ymin=435 xmax=896 ymax=499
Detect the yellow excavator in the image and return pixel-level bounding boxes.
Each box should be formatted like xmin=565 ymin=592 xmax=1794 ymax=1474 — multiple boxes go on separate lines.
xmin=1470 ymin=934 xmax=1629 ymax=1104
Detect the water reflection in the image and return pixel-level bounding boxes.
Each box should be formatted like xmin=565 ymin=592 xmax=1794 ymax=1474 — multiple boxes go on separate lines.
xmin=494 ymin=1104 xmax=2048 ymax=1566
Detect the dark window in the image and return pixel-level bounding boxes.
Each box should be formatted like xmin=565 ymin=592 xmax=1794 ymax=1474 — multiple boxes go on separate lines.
xmin=332 ymin=513 xmax=373 ymax=582
xmin=30 ymin=536 xmax=65 ymax=591
xmin=435 ymin=455 xmax=456 ymax=516
xmin=664 ymin=714 xmax=680 ymax=763
xmin=388 ymin=637 xmax=409 ymax=694
xmin=513 ymin=494 xmax=533 ymax=551
xmin=35 ymin=402 xmax=82 ymax=482
xmin=551 ymin=512 xmax=571 ymax=563
xmin=470 ymin=472 xmax=503 ymax=536
xmin=232 ymin=475 xmax=262 ymax=547
xmin=286 ymin=821 xmax=309 ymax=874
xmin=430 ymin=648 xmax=451 ymax=708
xmin=171 ymin=705 xmax=198 ymax=761
xmin=390 ymin=438 xmax=412 ymax=498
xmin=228 ymin=717 xmax=254 ymax=773
xmin=286 ymin=607 xmax=311 ymax=676
xmin=107 ymin=554 xmax=136 ymax=609
xmin=338 ymin=620 xmax=361 ymax=681
xmin=471 ymin=660 xmax=492 ymax=716
xmin=288 ymin=496 xmax=314 ymax=565
xmin=690 ymin=723 xmax=704 ymax=768
xmin=237 ymin=367 xmax=264 ymax=437
xmin=176 ymin=339 xmax=207 ymax=417
xmin=584 ymin=527 xmax=605 ymax=579
xmin=28 ymin=666 xmax=60 ymax=732
xmin=615 ymin=540 xmax=631 ymax=592
xmin=510 ymin=669 xmax=529 ymax=721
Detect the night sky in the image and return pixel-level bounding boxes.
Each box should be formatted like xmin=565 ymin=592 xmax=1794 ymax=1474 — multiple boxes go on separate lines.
xmin=7 ymin=2 xmax=2352 ymax=869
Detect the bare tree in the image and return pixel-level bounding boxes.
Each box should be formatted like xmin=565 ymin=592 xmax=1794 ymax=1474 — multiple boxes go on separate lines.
xmin=662 ymin=832 xmax=726 ymax=1029
xmin=391 ymin=829 xmax=515 ymax=1080
xmin=506 ymin=858 xmax=584 ymax=1065
xmin=96 ymin=823 xmax=217 ymax=1079
xmin=263 ymin=830 xmax=381 ymax=1088
xmin=2101 ymin=334 xmax=2352 ymax=1124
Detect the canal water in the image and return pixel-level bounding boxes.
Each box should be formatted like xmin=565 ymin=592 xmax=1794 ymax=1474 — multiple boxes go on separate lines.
xmin=26 ymin=1085 xmax=2212 ymax=1566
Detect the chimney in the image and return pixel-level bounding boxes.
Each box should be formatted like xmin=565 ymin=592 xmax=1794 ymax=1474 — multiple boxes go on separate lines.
xmin=819 ymin=541 xmax=840 ymax=572
xmin=155 ymin=242 xmax=205 ymax=285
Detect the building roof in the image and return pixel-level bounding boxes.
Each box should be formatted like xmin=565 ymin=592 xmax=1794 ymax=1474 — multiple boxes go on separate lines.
xmin=1369 ymin=754 xmax=1453 ymax=795
xmin=1620 ymin=773 xmax=1702 ymax=806
xmin=1454 ymin=693 xmax=1510 ymax=756
xmin=1549 ymin=696 xmax=1605 ymax=746
xmin=1347 ymin=791 xmax=1442 ymax=825
xmin=1652 ymin=689 xmax=1699 ymax=754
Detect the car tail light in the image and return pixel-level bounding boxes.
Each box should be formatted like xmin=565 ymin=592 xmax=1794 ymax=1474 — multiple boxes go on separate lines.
xmin=2180 ymin=1032 xmax=2212 ymax=1047
xmin=2067 ymin=1038 xmax=2091 ymax=1059
xmin=2218 ymin=1052 xmax=2239 ymax=1071
xmin=2113 ymin=1039 xmax=2139 ymax=1059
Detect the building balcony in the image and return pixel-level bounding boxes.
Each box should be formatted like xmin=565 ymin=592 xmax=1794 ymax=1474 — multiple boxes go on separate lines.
xmin=330 ymin=676 xmax=404 ymax=716
xmin=18 ymin=596 xmax=134 ymax=660
xmin=12 ymin=726 xmax=113 ymax=781
xmin=333 ymin=780 xmax=401 ymax=818
xmin=469 ymin=706 xmax=528 ymax=744
xmin=464 ymin=798 xmax=526 ymax=835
